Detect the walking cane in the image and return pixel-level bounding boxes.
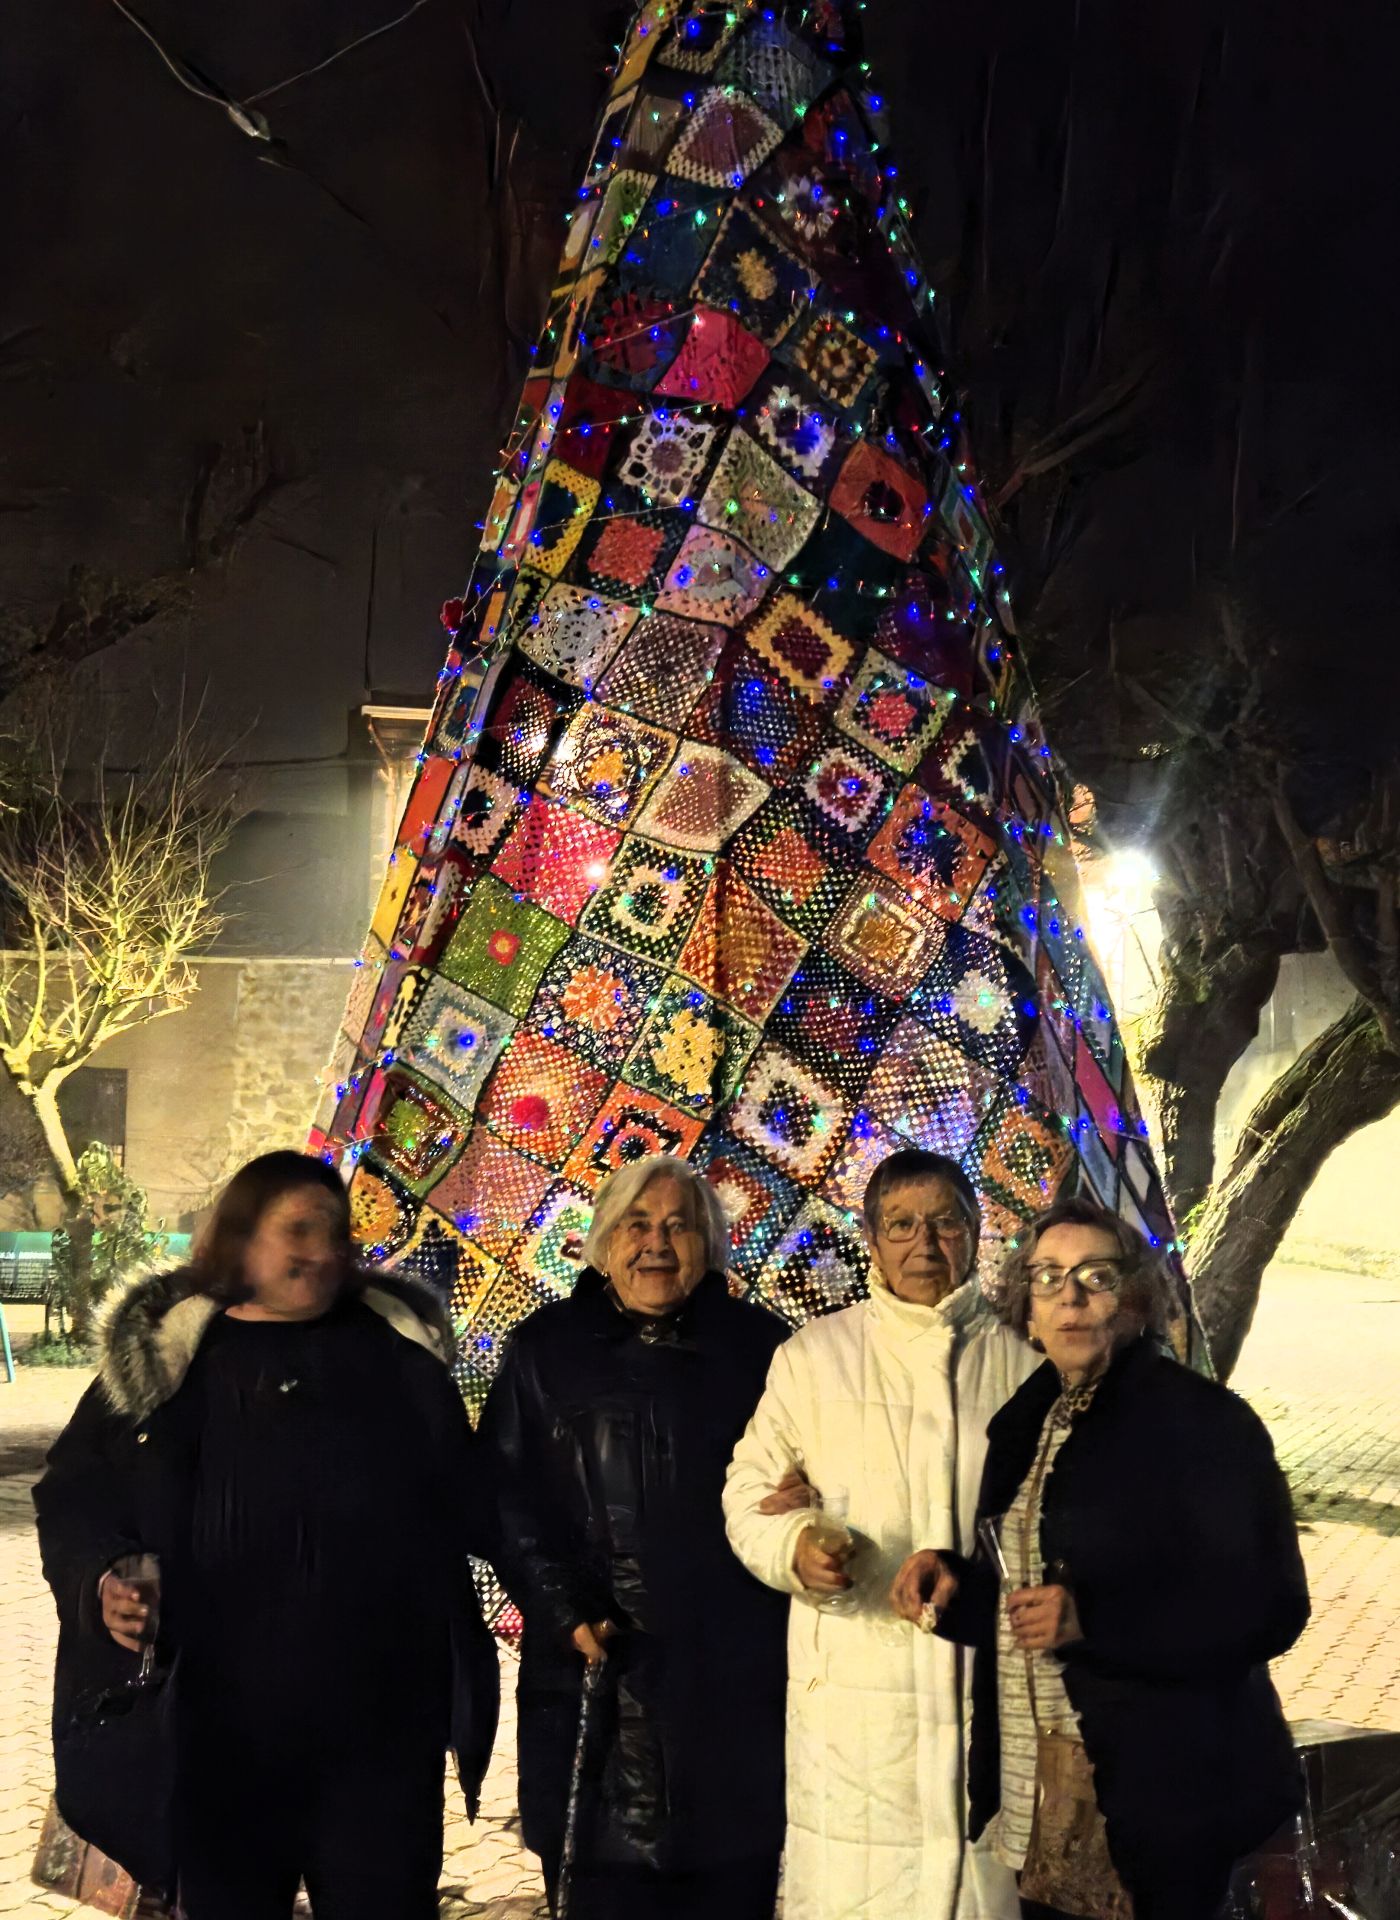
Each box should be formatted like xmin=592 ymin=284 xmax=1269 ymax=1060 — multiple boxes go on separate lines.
xmin=555 ymin=1655 xmax=607 ymax=1919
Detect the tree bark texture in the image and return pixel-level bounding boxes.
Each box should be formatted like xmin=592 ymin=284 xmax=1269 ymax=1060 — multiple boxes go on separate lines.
xmin=1138 ymin=925 xmax=1282 ymax=1227
xmin=1189 ymin=997 xmax=1400 ymax=1377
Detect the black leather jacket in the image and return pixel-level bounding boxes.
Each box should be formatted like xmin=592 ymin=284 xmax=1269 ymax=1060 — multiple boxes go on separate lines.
xmin=479 ymin=1267 xmax=789 ymax=1875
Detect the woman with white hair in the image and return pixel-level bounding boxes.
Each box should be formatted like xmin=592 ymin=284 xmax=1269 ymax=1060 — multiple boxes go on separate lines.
xmin=479 ymin=1152 xmax=789 ymax=1920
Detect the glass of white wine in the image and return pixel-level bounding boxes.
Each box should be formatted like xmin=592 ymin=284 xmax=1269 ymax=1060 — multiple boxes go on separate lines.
xmin=813 ymin=1484 xmax=858 ymax=1615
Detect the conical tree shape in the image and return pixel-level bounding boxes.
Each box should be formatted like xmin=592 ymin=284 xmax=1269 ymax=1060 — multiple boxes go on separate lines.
xmin=314 ymin=0 xmax=1195 ymax=1404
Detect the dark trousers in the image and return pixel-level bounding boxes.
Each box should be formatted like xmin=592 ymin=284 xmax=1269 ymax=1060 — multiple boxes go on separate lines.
xmin=176 ymin=1726 xmax=444 ymax=1920
xmin=544 ymin=1851 xmax=781 ymax=1920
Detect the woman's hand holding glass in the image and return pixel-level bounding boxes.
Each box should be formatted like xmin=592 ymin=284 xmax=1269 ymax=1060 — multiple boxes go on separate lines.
xmin=888 ymin=1549 xmax=959 ymax=1624
xmin=1007 ymin=1582 xmax=1082 ymax=1651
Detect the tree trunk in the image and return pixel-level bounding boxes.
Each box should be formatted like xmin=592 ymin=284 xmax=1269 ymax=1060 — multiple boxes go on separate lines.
xmin=1189 ymin=996 xmax=1400 ymax=1377
xmin=1137 ymin=930 xmax=1282 ymax=1226
xmin=0 ymin=1062 xmax=60 ymax=1222
xmin=28 ymin=1077 xmax=80 ymax=1194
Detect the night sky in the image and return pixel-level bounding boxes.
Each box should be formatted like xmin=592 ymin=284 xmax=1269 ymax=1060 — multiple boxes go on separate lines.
xmin=5 ymin=0 xmax=1398 ymax=810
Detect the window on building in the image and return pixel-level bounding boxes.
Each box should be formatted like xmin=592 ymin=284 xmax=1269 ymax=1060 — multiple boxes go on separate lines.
xmin=57 ymin=1066 xmax=128 ymax=1164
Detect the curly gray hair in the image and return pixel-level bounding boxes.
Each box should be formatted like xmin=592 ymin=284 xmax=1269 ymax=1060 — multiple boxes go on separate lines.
xmin=995 ymin=1196 xmax=1176 ymax=1341
xmin=581 ymin=1154 xmax=731 ymax=1275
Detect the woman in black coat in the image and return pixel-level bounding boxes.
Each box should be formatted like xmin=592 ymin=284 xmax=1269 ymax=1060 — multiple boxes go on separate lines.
xmin=33 ymin=1151 xmax=499 ymax=1919
xmin=891 ymin=1197 xmax=1309 ymax=1920
xmin=478 ymin=1152 xmax=789 ymax=1920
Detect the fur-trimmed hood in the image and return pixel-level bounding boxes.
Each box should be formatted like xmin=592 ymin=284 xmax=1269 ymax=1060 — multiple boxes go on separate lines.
xmin=93 ymin=1263 xmax=455 ymax=1422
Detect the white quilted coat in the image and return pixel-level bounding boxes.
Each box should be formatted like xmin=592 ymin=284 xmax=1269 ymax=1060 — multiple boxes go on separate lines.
xmin=724 ymin=1279 xmax=1037 ymax=1920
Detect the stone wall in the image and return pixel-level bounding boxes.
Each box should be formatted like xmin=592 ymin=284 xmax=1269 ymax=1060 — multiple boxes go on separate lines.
xmin=91 ymin=957 xmax=354 ymax=1226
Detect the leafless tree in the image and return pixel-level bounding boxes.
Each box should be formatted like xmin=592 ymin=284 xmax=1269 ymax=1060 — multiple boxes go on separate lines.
xmin=0 ymin=707 xmax=240 ymax=1197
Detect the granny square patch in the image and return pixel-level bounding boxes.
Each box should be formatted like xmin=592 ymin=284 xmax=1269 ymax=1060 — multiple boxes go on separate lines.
xmin=867 ymin=787 xmax=998 ymax=922
xmin=525 ymin=459 xmax=601 ymax=577
xmin=764 ymin=1194 xmax=868 ymax=1319
xmin=348 ymin=1161 xmax=419 ymax=1261
xmin=512 ymin=1180 xmax=596 ymax=1293
xmin=563 ymin=1085 xmax=706 ymax=1192
xmin=910 ymin=921 xmax=1039 ymax=1077
xmin=657 ymin=6 xmax=744 ymax=74
xmin=743 ymin=591 xmax=853 ymax=703
xmin=576 ymin=499 xmax=689 ymax=605
xmin=520 ymin=582 xmax=639 ymax=688
xmin=528 ymin=933 xmax=662 ymax=1073
xmin=836 ymin=650 xmax=959 ymax=774
xmin=668 ymin=86 xmax=784 ymax=189
xmin=830 ymin=441 xmax=930 ymax=562
xmin=586 ymin=288 xmax=687 ymax=389
xmin=678 ymin=864 xmax=808 ymax=1019
xmin=634 ymin=742 xmax=770 ymax=853
xmin=655 ymin=523 xmax=769 ymax=624
xmin=864 ymin=1019 xmax=1002 ymax=1160
xmin=975 ymin=1090 xmax=1075 ymax=1216
xmin=820 ymin=1113 xmax=908 ymax=1217
xmin=750 ymin=370 xmax=845 ymax=484
xmin=368 ymin=1069 xmax=470 ymax=1196
xmin=693 ymin=1129 xmax=804 ymax=1275
xmin=589 ymin=167 xmax=656 ymax=266
xmin=727 ymin=1040 xmax=849 ymax=1182
xmin=715 ymin=15 xmax=832 ymax=127
xmin=790 ymin=312 xmax=879 ymax=409
xmin=729 ymin=792 xmax=850 ymax=940
xmin=491 ymin=795 xmax=621 ymax=924
xmin=801 ymin=740 xmax=890 ymax=843
xmin=697 ymin=426 xmax=820 ymax=569
xmin=579 ymin=834 xmax=710 ymax=964
xmin=827 ymin=876 xmax=942 ymax=998
xmin=624 ymin=976 xmax=761 ymax=1112
xmin=437 ymin=874 xmax=572 ymax=1017
xmin=424 ymin=1127 xmax=556 ymax=1261
xmin=483 ymin=666 xmax=580 ymax=789
xmin=540 ymin=703 xmax=677 ymax=829
xmin=693 ymin=201 xmax=815 ymax=345
xmin=767 ymin=951 xmax=898 ymax=1095
xmin=598 ymin=609 xmax=729 ymax=729
xmin=450 ymin=764 xmax=522 ymax=861
xmin=691 ymin=638 xmax=826 ymax=782
xmin=397 ymin=976 xmax=514 ymax=1111
xmin=617 ymin=406 xmax=721 ymax=508
xmin=478 ymin=1029 xmax=610 ymax=1164
xmin=655 ymin=306 xmax=771 ymax=407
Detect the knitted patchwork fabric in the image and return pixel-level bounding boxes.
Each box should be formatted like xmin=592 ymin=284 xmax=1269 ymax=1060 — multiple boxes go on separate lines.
xmin=314 ymin=0 xmax=1195 ymax=1441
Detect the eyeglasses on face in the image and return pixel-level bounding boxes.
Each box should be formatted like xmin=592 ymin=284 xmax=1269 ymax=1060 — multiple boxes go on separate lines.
xmin=1026 ymin=1259 xmax=1127 ymax=1297
xmin=879 ymin=1211 xmax=973 ymax=1245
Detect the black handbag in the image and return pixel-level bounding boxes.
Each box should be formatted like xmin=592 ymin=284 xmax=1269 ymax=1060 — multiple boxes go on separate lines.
xmin=54 ymin=1653 xmax=180 ymax=1900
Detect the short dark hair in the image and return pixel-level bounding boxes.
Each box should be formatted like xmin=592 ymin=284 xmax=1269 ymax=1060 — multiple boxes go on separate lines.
xmin=995 ymin=1195 xmax=1175 ymax=1339
xmin=862 ymin=1149 xmax=981 ymax=1252
xmin=193 ymin=1151 xmax=350 ymax=1303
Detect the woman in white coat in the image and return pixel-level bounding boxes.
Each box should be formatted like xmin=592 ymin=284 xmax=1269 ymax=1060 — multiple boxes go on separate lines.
xmin=724 ymin=1149 xmax=1037 ymax=1920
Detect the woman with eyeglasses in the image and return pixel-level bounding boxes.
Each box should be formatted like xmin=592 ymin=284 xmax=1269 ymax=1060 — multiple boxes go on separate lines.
xmin=724 ymin=1147 xmax=1039 ymax=1920
xmin=890 ymin=1197 xmax=1309 ymax=1920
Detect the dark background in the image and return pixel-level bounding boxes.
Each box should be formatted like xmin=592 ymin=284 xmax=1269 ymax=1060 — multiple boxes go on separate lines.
xmin=5 ymin=0 xmax=1398 ymax=955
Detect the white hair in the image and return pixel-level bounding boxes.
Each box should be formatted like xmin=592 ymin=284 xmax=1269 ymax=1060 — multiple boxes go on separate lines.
xmin=582 ymin=1154 xmax=731 ymax=1275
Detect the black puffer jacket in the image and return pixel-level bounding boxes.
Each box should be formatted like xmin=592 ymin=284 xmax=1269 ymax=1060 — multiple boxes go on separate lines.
xmin=479 ymin=1267 xmax=789 ymax=1876
xmin=938 ymin=1335 xmax=1309 ymax=1898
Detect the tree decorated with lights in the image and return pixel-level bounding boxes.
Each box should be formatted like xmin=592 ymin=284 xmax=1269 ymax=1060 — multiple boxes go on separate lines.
xmin=313 ymin=0 xmax=1200 ymax=1411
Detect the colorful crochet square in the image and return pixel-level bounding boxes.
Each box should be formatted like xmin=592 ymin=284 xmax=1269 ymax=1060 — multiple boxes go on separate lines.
xmin=321 ymin=0 xmax=1197 ymax=1469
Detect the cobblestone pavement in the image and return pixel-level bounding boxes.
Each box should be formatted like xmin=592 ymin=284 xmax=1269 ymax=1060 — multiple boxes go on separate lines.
xmin=3 ymin=1264 xmax=1396 ymax=1914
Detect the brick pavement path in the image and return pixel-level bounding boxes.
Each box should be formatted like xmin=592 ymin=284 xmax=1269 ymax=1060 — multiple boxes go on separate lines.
xmin=3 ymin=1263 xmax=1396 ymax=1914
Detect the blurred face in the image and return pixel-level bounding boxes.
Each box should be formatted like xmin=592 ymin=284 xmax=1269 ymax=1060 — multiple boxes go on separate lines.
xmin=237 ymin=1187 xmax=350 ymax=1321
xmin=607 ymin=1173 xmax=706 ymax=1318
xmin=1026 ymin=1221 xmax=1144 ymax=1385
xmin=868 ymin=1175 xmax=977 ymax=1308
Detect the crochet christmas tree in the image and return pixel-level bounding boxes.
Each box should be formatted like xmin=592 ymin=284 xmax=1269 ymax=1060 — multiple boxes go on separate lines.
xmin=313 ymin=0 xmax=1192 ymax=1409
